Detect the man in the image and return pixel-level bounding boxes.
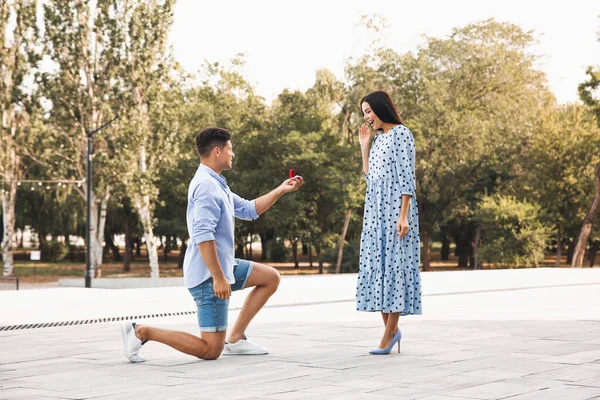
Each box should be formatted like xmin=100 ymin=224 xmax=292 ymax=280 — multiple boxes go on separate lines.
xmin=121 ymin=127 xmax=303 ymax=362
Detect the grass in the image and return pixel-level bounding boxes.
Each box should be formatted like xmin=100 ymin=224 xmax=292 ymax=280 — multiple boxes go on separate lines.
xmin=3 ymin=243 xmax=596 ymax=285
xmin=5 ymin=247 xmax=331 ymax=283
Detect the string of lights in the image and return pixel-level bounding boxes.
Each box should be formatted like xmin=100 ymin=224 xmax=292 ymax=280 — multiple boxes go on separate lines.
xmin=1 ymin=180 xmax=84 ymax=193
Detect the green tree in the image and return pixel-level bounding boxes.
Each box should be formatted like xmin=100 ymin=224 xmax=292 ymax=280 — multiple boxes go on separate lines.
xmin=476 ymin=195 xmax=551 ymax=267
xmin=310 ymin=70 xmax=365 ymax=272
xmin=165 ymin=58 xmax=268 ymax=262
xmin=154 ymin=157 xmax=195 ymax=268
xmin=41 ymin=0 xmax=179 ymax=278
xmin=573 ymin=24 xmax=600 ymax=267
xmin=40 ymin=0 xmax=128 ymax=277
xmin=517 ymin=103 xmax=600 ymax=266
xmin=241 ymin=84 xmax=357 ymax=272
xmin=115 ymin=0 xmax=179 ymax=278
xmin=18 ymin=179 xmax=83 ymax=262
xmin=572 ymin=165 xmax=600 ymax=267
xmin=0 ymin=0 xmax=40 ymax=276
xmin=344 ymin=19 xmax=549 ymax=270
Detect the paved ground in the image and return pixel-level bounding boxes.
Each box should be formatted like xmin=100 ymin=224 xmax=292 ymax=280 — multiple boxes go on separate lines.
xmin=1 ymin=268 xmax=600 ymax=399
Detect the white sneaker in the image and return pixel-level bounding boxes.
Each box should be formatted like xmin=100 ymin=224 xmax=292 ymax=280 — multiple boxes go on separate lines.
xmin=121 ymin=322 xmax=146 ymax=363
xmin=224 ymin=335 xmax=269 ymax=355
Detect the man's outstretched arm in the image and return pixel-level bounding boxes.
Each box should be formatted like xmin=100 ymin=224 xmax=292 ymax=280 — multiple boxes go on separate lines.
xmin=255 ymin=176 xmax=304 ymax=215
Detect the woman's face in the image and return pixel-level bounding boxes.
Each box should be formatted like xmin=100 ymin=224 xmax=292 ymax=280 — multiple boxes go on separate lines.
xmin=362 ymin=101 xmax=383 ymax=131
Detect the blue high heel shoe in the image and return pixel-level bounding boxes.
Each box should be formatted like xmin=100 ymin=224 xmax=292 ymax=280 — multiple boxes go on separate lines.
xmin=369 ymin=330 xmax=402 ymax=355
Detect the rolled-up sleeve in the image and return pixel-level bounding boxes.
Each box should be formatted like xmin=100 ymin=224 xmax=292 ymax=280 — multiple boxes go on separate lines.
xmin=192 ymin=182 xmax=221 ymax=245
xmin=232 ymin=192 xmax=259 ymax=221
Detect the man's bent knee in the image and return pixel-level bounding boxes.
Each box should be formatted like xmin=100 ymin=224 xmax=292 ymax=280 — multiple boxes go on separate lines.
xmin=199 ymin=343 xmax=224 ymax=360
xmin=197 ymin=332 xmax=225 ymax=360
xmin=203 ymin=351 xmax=222 ymax=360
xmin=273 ymin=268 xmax=281 ymax=288
xmin=266 ymin=266 xmax=281 ymax=292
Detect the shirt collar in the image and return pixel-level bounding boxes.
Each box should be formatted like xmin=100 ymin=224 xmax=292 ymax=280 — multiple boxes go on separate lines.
xmin=198 ymin=163 xmax=228 ymax=187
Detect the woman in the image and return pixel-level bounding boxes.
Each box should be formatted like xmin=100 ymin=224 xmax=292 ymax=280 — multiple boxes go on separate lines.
xmin=356 ymin=90 xmax=422 ymax=355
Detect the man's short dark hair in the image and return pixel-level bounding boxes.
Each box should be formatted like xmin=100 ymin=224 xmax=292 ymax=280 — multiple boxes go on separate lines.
xmin=195 ymin=127 xmax=232 ymax=158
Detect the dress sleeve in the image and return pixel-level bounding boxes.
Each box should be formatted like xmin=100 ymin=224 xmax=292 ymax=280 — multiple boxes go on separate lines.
xmin=393 ymin=127 xmax=416 ymax=197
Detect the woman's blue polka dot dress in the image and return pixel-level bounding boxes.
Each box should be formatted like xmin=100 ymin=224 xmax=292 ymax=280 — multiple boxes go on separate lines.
xmin=356 ymin=124 xmax=422 ymax=315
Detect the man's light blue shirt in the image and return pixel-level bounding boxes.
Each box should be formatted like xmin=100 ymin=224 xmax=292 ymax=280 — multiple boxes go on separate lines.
xmin=183 ymin=164 xmax=259 ymax=289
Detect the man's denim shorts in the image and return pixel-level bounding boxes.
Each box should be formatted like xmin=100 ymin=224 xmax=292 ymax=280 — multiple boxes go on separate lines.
xmin=187 ymin=259 xmax=254 ymax=332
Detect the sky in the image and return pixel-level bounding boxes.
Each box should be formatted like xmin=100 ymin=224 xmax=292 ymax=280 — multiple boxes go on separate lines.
xmin=170 ymin=0 xmax=599 ymax=105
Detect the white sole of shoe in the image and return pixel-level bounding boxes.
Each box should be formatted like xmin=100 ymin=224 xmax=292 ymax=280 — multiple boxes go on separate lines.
xmin=223 ymin=345 xmax=269 ymax=355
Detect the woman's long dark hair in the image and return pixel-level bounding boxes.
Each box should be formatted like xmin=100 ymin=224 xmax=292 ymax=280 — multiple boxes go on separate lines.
xmin=360 ymin=90 xmax=403 ymax=129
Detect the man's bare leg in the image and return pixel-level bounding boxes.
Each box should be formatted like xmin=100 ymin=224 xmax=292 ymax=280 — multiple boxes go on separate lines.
xmin=136 ymin=325 xmax=226 ymax=360
xmin=227 ymin=263 xmax=280 ymax=343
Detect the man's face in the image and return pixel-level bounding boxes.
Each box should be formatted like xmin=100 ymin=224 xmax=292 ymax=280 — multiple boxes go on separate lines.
xmin=216 ymin=140 xmax=235 ymax=170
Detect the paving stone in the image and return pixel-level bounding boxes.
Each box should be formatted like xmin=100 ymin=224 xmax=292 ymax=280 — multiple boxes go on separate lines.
xmin=1 ymin=269 xmax=600 ymax=399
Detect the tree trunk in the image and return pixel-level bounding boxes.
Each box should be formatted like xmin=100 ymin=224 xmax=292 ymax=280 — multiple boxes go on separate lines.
xmin=135 ymin=238 xmax=141 ymax=256
xmin=471 ymin=225 xmax=482 ymax=269
xmin=38 ymin=230 xmax=47 ymax=252
xmin=556 ymin=232 xmax=562 ymax=267
xmin=457 ymin=235 xmax=470 ymax=269
xmin=422 ymin=231 xmax=431 ymax=271
xmin=235 ymin=242 xmax=244 ymax=258
xmin=249 ymin=233 xmax=253 ymax=260
xmin=316 ymin=243 xmax=323 ymax=274
xmin=89 ymin=197 xmax=100 ymax=277
xmin=67 ymin=235 xmax=76 ymax=262
xmin=17 ymin=229 xmax=24 ymax=248
xmin=124 ymin=222 xmax=133 ymax=272
xmin=308 ymin=241 xmax=313 ymax=267
xmin=589 ymin=241 xmax=599 ymax=267
xmin=567 ymin=240 xmax=575 ymax=266
xmin=102 ymin=239 xmax=110 ymax=259
xmin=1 ymin=42 xmax=22 ymax=277
xmin=292 ymin=239 xmax=299 ymax=268
xmin=441 ymin=233 xmax=450 ymax=261
xmin=1 ymin=179 xmax=16 ymax=276
xmin=79 ymin=40 xmax=106 ymax=279
xmin=134 ymin=145 xmax=159 ymax=279
xmin=259 ymin=231 xmax=271 ymax=262
xmin=178 ymin=238 xmax=187 ymax=269
xmin=335 ymin=209 xmax=352 ymax=273
xmin=163 ymin=236 xmax=170 ymax=263
xmin=572 ymin=163 xmax=600 ymax=268
xmin=302 ymin=242 xmax=308 ymax=255
xmin=106 ymin=234 xmax=121 ymax=262
xmin=92 ymin=186 xmax=110 ymax=278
